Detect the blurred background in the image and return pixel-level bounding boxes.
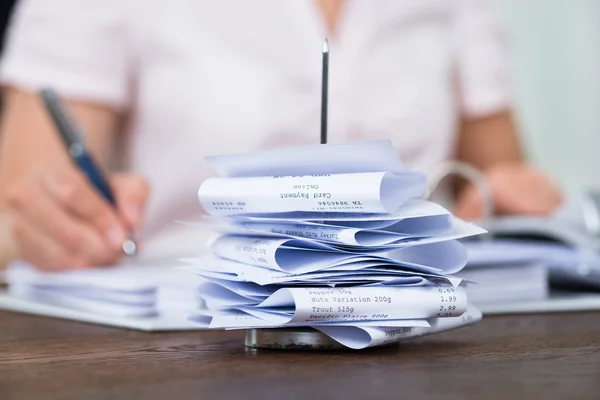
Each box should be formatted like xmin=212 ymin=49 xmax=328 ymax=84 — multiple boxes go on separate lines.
xmin=491 ymin=0 xmax=600 ymax=194
xmin=0 ymin=0 xmax=598 ymax=193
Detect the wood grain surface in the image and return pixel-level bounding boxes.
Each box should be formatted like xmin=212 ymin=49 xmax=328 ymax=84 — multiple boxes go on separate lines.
xmin=2 ymin=310 xmax=600 ymax=399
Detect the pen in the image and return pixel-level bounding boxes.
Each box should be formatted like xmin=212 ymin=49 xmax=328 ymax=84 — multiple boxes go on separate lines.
xmin=39 ymin=88 xmax=138 ymax=257
xmin=321 ymin=38 xmax=329 ymax=145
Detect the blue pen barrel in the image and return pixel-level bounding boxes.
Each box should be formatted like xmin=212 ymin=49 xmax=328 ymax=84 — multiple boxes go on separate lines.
xmin=40 ymin=88 xmax=136 ymax=256
xmin=74 ymin=152 xmax=116 ymax=206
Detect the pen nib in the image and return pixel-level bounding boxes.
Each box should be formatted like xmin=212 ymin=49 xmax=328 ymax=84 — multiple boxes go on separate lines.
xmin=122 ymin=238 xmax=137 ymax=257
xmin=322 ymin=38 xmax=329 ymax=53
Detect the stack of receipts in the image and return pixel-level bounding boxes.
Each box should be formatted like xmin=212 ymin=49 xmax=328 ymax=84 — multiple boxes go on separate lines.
xmin=179 ymin=140 xmax=486 ymax=349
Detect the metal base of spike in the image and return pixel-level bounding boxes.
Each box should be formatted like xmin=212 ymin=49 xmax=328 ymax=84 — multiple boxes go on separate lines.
xmin=244 ymin=328 xmax=346 ymax=350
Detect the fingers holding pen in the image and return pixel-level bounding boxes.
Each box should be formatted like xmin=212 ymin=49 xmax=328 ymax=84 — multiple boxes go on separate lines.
xmin=42 ymin=168 xmax=129 ymax=252
xmin=6 ymin=89 xmax=143 ymax=270
xmin=110 ymin=173 xmax=151 ymax=230
xmin=6 ymin=168 xmax=127 ymax=269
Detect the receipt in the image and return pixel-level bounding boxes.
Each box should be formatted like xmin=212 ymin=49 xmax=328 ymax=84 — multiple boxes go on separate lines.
xmin=198 ymin=171 xmax=426 ymax=217
xmin=235 ymin=199 xmax=451 ymax=230
xmin=231 ymin=219 xmax=446 ymax=247
xmin=315 ymin=304 xmax=482 ymax=349
xmin=204 ymin=139 xmax=406 ymax=178
xmin=260 ymin=286 xmax=467 ymax=323
xmin=197 ymin=285 xmax=467 ymax=325
xmin=208 ymin=235 xmax=468 ymax=274
xmin=189 ymin=309 xmax=432 ymax=329
xmin=196 ymin=276 xmax=440 ymax=310
xmin=179 ymin=256 xmax=463 ymax=288
xmin=188 ymin=215 xmax=484 ymax=253
xmin=188 ymin=304 xmax=482 ymax=349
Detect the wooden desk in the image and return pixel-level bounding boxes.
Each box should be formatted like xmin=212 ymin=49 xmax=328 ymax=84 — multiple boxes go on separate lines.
xmin=1 ymin=310 xmax=600 ymax=399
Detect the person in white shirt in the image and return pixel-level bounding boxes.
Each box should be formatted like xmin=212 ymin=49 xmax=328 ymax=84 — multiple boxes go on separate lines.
xmin=0 ymin=0 xmax=562 ymax=271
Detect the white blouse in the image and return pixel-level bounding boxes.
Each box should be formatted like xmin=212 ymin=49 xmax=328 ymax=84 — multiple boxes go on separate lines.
xmin=0 ymin=0 xmax=510 ymax=259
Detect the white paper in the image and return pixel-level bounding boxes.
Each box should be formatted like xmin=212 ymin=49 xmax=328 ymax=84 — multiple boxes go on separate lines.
xmin=199 ymin=276 xmax=275 ymax=297
xmin=9 ymin=284 xmax=157 ymax=317
xmin=192 ymin=216 xmax=483 ymax=253
xmin=20 ymin=285 xmax=156 ymax=305
xmin=463 ymin=240 xmax=546 ymax=266
xmin=177 ymin=255 xmax=462 ymax=287
xmin=459 ymin=263 xmax=548 ymax=305
xmin=195 ymin=275 xmax=437 ymax=311
xmin=5 ymin=262 xmax=159 ymax=292
xmin=204 ymin=139 xmax=406 ymax=178
xmin=198 ymin=285 xmax=467 ymax=324
xmin=0 ymin=292 xmax=201 ymax=331
xmin=464 ymin=239 xmax=600 ymax=292
xmin=229 ymin=207 xmax=452 ymax=245
xmin=198 ymin=281 xmax=267 ymax=309
xmin=315 ymin=304 xmax=482 ymax=349
xmin=199 ymin=171 xmax=426 ymax=216
xmin=233 ymin=221 xmax=408 ymax=246
xmin=234 ymin=199 xmax=451 ymax=229
xmin=208 ymin=233 xmax=469 ymax=275
xmin=477 ymin=292 xmax=600 ymax=315
xmin=264 ymin=286 xmax=467 ymax=322
xmin=464 ymin=239 xmax=600 ymax=271
xmin=2 ymin=262 xmax=206 ymax=324
xmin=189 ymin=309 xmax=431 ymax=329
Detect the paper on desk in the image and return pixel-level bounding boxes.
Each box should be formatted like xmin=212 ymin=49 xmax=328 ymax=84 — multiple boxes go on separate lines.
xmin=5 ymin=263 xmax=159 ymax=292
xmin=315 ymin=303 xmax=482 ymax=349
xmin=199 ymin=171 xmax=426 ymax=216
xmin=464 ymin=239 xmax=600 ymax=271
xmin=17 ymin=284 xmax=156 ymax=304
xmin=0 ymin=293 xmax=202 ymax=331
xmin=463 ymin=239 xmax=600 ymax=290
xmin=464 ymin=240 xmax=547 ymax=266
xmin=460 ymin=262 xmax=548 ymax=306
xmin=3 ymin=262 xmax=206 ymax=320
xmin=477 ymin=292 xmax=600 ymax=315
xmin=9 ymin=284 xmax=157 ymax=317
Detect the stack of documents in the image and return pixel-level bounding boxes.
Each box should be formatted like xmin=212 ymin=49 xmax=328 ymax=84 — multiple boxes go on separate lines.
xmin=460 ymin=239 xmax=600 ymax=313
xmin=459 ymin=242 xmax=549 ymax=306
xmin=179 ymin=140 xmax=486 ymax=349
xmin=0 ymin=262 xmax=204 ymax=331
xmin=457 ymin=190 xmax=600 ymax=313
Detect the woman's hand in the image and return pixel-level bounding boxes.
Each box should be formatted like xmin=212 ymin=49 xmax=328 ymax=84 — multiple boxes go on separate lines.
xmin=454 ymin=163 xmax=563 ymax=221
xmin=5 ymin=167 xmax=150 ymax=271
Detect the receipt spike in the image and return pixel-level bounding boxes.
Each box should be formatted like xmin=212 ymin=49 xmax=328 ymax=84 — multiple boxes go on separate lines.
xmin=320 ymin=38 xmax=329 ymax=145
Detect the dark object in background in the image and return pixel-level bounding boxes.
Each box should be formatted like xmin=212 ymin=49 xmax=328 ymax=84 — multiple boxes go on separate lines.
xmin=0 ymin=0 xmax=17 ymax=114
xmin=0 ymin=0 xmax=17 ymax=57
